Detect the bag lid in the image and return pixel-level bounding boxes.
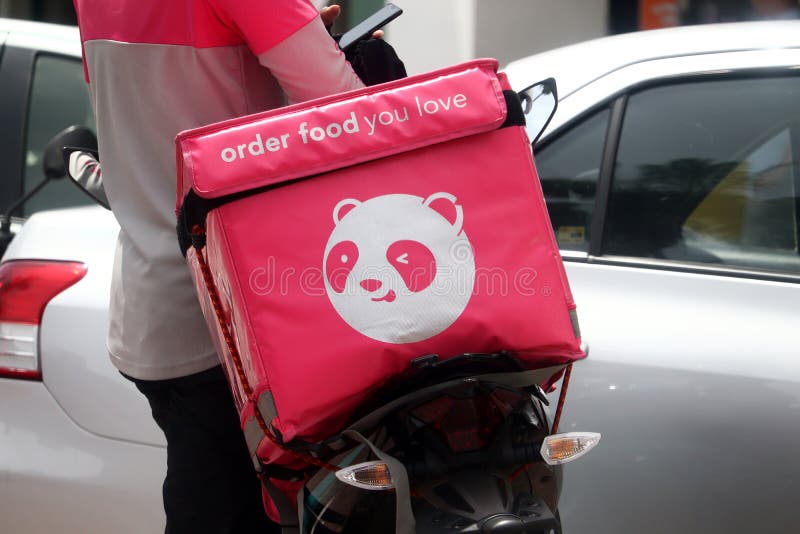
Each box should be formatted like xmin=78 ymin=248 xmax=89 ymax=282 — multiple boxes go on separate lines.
xmin=175 ymin=59 xmax=509 ymax=210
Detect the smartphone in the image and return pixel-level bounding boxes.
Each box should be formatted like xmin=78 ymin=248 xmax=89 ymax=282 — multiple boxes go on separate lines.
xmin=338 ymin=3 xmax=403 ymax=52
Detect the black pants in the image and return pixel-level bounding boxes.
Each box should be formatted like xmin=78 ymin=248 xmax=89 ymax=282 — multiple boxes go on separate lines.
xmin=127 ymin=366 xmax=278 ymax=534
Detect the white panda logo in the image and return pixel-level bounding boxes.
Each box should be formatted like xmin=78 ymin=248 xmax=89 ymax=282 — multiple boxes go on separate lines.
xmin=323 ymin=192 xmax=476 ymax=344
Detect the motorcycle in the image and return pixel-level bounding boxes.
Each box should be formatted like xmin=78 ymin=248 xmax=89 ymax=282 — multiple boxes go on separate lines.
xmin=45 ymin=77 xmax=600 ymax=534
xmin=300 ymin=350 xmax=598 ymax=534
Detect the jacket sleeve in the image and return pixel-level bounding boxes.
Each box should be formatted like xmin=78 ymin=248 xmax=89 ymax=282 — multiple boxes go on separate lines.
xmin=206 ymin=0 xmax=319 ymax=55
xmin=257 ymin=17 xmax=364 ymax=105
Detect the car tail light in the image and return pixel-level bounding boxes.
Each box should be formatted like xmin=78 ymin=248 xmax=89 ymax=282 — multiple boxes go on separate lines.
xmin=0 ymin=260 xmax=87 ymax=380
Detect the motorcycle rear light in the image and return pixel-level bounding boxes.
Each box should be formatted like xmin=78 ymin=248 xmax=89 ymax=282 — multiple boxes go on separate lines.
xmin=0 ymin=260 xmax=87 ymax=380
xmin=335 ymin=461 xmax=395 ymax=490
xmin=540 ymin=432 xmax=601 ymax=465
xmin=412 ymin=389 xmax=519 ymax=454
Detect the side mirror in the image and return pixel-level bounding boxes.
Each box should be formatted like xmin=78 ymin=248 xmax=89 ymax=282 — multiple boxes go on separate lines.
xmin=43 ymin=125 xmax=97 ymax=180
xmin=44 ymin=125 xmax=110 ymax=210
xmin=0 ymin=126 xmax=101 ymax=256
xmin=519 ymin=78 xmax=558 ymax=147
xmin=62 ymin=146 xmax=110 ymax=210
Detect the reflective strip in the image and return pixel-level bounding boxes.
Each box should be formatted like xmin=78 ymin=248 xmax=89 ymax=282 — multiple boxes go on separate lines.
xmin=258 ymin=390 xmax=279 ymax=422
xmin=245 ymin=392 xmax=279 ymax=469
xmin=261 ymin=477 xmax=299 ymax=530
xmin=0 ymin=323 xmax=38 ymax=371
xmin=569 ymin=309 xmax=582 ymax=340
xmin=243 ymin=416 xmax=264 ymax=469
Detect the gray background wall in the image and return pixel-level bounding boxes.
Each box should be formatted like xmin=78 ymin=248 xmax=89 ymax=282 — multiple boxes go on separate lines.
xmin=474 ymin=0 xmax=608 ymax=66
xmin=389 ymin=0 xmax=610 ymax=74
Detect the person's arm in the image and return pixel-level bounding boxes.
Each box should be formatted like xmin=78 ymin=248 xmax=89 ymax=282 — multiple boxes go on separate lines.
xmin=257 ymin=16 xmax=364 ymax=104
xmin=208 ymin=0 xmax=364 ymax=104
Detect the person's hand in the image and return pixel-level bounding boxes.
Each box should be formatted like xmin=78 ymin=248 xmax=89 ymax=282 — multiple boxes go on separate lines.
xmin=319 ymin=4 xmax=340 ymax=29
xmin=320 ymin=4 xmax=384 ymax=39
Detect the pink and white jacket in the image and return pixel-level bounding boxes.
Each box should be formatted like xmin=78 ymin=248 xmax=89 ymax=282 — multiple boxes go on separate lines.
xmin=73 ymin=0 xmax=363 ymax=380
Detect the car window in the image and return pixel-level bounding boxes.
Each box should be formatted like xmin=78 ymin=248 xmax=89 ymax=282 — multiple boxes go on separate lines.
xmin=605 ymin=76 xmax=800 ymax=274
xmin=534 ymin=108 xmax=610 ymax=252
xmin=23 ymin=54 xmax=96 ymax=215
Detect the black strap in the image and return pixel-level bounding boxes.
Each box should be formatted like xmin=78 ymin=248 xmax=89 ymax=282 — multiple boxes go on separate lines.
xmin=258 ymin=462 xmax=313 ymax=482
xmin=501 ymin=89 xmax=527 ymax=129
xmin=269 ymin=424 xmax=335 ymax=460
xmin=177 ymin=90 xmax=526 ymax=256
xmin=177 ymin=179 xmax=310 ymax=257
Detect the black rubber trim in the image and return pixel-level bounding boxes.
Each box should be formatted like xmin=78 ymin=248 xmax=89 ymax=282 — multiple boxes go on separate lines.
xmin=584 ymin=254 xmax=800 ymax=285
xmin=791 ymin=122 xmax=800 ymax=258
xmin=588 ymin=95 xmax=627 ymax=257
xmin=257 ymin=461 xmax=313 ymax=482
xmin=177 ymin=90 xmax=526 ymax=256
xmin=0 ymin=46 xmax=36 ymax=214
xmin=501 ymin=90 xmax=527 ymax=129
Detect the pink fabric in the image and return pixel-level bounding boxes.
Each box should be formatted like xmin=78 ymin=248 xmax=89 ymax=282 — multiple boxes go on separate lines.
xmin=73 ymin=0 xmax=317 ymax=82
xmin=208 ymin=0 xmax=319 ymax=55
xmin=73 ymin=0 xmax=360 ymax=381
xmin=73 ymin=0 xmax=316 ymax=52
xmin=257 ymin=17 xmax=363 ymax=106
xmin=176 ymin=59 xmax=505 ymax=207
xmin=217 ymin=126 xmax=583 ymax=443
xmin=178 ymin=61 xmax=584 ymax=493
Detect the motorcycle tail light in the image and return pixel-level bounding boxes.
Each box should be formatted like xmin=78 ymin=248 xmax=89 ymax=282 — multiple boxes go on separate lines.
xmin=411 ymin=388 xmax=519 ymax=454
xmin=540 ymin=432 xmax=601 ymax=465
xmin=0 ymin=260 xmax=87 ymax=380
xmin=336 ymin=461 xmax=395 ymax=490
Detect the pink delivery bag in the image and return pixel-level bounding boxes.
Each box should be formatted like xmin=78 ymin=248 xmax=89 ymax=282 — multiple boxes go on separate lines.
xmin=175 ymin=58 xmax=584 ymax=487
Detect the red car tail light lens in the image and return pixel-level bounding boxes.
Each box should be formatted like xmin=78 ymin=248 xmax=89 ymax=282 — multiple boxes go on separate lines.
xmin=0 ymin=260 xmax=87 ymax=380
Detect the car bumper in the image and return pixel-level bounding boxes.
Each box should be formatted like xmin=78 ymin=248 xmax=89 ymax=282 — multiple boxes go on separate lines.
xmin=0 ymin=378 xmax=166 ymax=533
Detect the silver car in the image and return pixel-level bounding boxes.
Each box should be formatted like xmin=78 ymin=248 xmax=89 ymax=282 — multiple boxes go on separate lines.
xmin=2 ymin=16 xmax=798 ymax=534
xmin=0 ymin=18 xmax=166 ymax=533
xmin=506 ymin=20 xmax=800 ymax=534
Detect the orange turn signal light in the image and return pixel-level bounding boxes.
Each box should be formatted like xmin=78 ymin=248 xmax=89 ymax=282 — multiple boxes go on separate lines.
xmin=540 ymin=432 xmax=601 ymax=466
xmin=335 ymin=461 xmax=395 ymax=491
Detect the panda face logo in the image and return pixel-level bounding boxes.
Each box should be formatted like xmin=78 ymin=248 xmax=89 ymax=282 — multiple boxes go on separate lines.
xmin=323 ymin=193 xmax=475 ymax=344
